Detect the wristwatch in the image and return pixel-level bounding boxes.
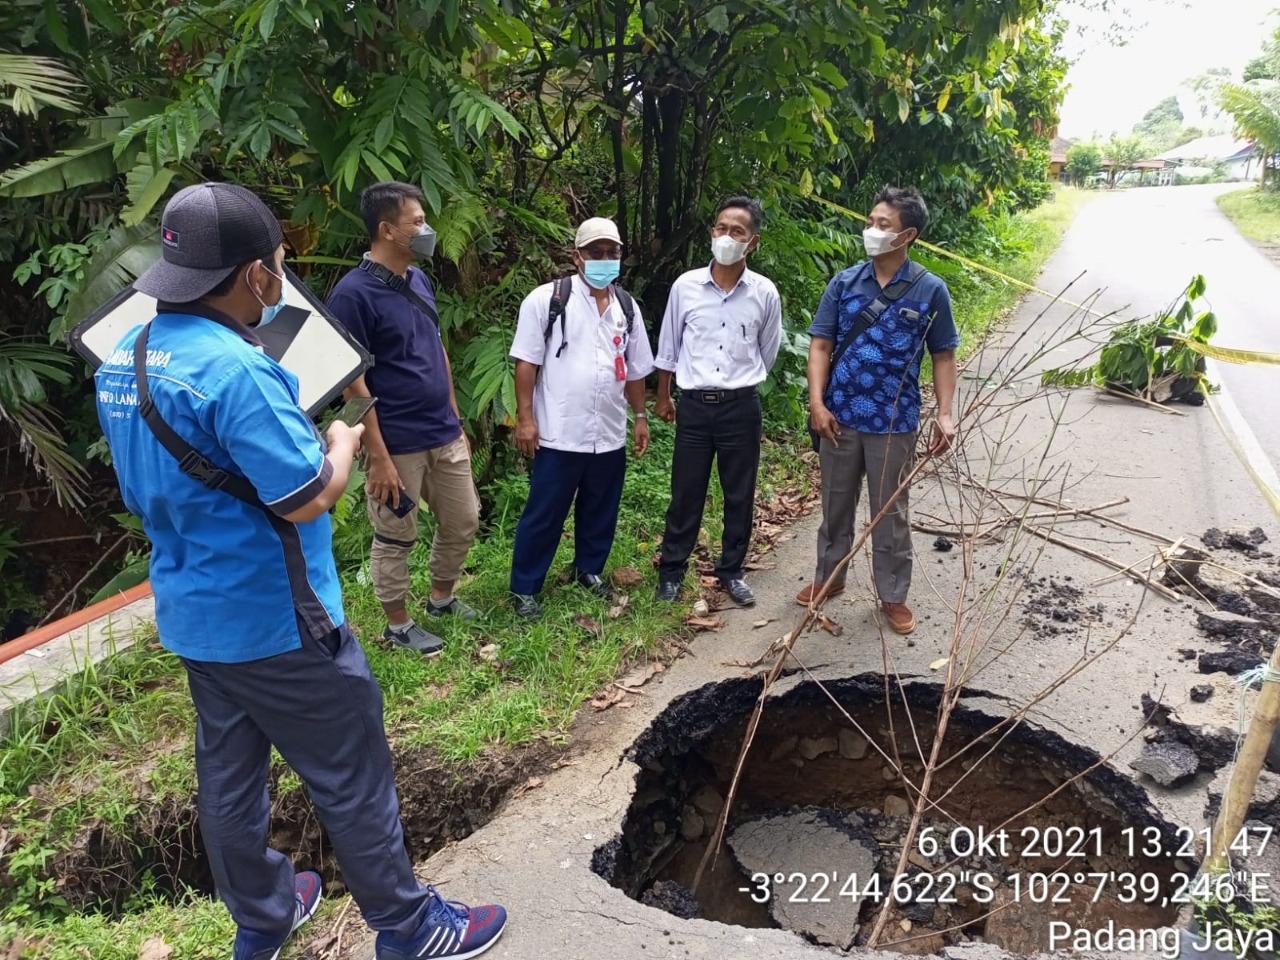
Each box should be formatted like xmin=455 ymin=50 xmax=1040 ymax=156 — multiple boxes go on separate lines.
xmin=634 ymin=410 xmax=648 ymax=419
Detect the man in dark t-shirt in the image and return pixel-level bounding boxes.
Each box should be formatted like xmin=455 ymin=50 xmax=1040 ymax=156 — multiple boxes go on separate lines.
xmin=327 ymin=182 xmax=480 ymax=657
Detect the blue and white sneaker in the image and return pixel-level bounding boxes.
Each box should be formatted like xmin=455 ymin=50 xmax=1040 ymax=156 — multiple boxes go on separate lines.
xmin=232 ymin=870 xmax=323 ymax=960
xmin=376 ymin=885 xmax=508 ymax=960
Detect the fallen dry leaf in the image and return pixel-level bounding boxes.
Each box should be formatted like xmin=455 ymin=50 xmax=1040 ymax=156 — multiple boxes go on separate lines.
xmin=608 ymin=596 xmax=630 ymax=619
xmin=574 ymin=614 xmax=603 ymax=637
xmin=744 ymin=561 xmax=777 ymax=571
xmin=617 ymin=661 xmax=665 ymax=691
xmin=512 ymin=776 xmax=545 ymax=798
xmin=609 ymin=566 xmax=644 ymax=589
xmin=138 ymin=937 xmax=173 ymax=960
xmin=752 ymin=617 xmax=774 ymax=629
xmin=590 ymin=685 xmax=627 ymax=710
xmin=929 ymin=657 xmax=949 ymax=670
xmin=684 ymin=615 xmax=726 ymax=631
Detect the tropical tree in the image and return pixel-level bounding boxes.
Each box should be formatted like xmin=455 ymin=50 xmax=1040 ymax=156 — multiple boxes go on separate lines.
xmin=1219 ymin=80 xmax=1280 ymax=188
xmin=1065 ymin=142 xmax=1102 ymax=185
xmin=1105 ymin=134 xmax=1147 ymax=185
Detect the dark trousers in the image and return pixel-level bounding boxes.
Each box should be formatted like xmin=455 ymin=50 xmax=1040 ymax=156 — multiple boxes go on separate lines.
xmin=510 ymin=445 xmax=627 ymax=595
xmin=658 ymin=391 xmax=762 ymax=583
xmin=181 ymin=623 xmax=430 ymax=941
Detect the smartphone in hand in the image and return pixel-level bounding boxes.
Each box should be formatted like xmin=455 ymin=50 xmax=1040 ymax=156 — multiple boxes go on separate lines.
xmin=335 ymin=395 xmax=377 ymax=427
xmin=387 ymin=488 xmax=416 ymax=518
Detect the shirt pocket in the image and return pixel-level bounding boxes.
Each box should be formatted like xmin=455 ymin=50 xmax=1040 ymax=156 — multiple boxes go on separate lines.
xmin=727 ymin=312 xmax=759 ymax=363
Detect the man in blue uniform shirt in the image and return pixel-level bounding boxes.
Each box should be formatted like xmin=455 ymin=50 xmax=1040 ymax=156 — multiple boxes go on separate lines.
xmin=801 ymin=185 xmax=959 ymax=636
xmin=95 ymin=182 xmax=506 ymax=960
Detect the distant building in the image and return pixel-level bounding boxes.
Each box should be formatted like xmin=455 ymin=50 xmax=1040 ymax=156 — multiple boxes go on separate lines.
xmin=1156 ymin=136 xmax=1261 ymax=181
xmin=1049 ymin=136 xmax=1074 ymax=182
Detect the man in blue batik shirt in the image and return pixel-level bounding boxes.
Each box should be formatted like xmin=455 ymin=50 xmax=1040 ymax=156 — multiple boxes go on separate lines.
xmin=800 ymin=185 xmax=959 ymax=636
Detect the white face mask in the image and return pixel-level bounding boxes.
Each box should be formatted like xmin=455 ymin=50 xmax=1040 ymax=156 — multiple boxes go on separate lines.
xmin=710 ymin=234 xmax=750 ymax=266
xmin=863 ymin=226 xmax=907 ymax=257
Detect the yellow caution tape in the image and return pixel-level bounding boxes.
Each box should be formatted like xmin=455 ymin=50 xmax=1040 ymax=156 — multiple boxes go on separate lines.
xmin=811 ymin=194 xmax=1280 ymax=367
xmin=1172 ymin=338 xmax=1280 ymax=366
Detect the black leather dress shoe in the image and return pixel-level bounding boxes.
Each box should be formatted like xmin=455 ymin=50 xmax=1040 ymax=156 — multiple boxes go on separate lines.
xmin=722 ymin=578 xmax=756 ymax=606
xmin=656 ymin=580 xmax=681 ymax=602
xmin=574 ymin=571 xmax=616 ymax=601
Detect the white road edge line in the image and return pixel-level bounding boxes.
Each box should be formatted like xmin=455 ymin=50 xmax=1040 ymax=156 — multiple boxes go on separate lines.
xmin=1206 ymin=358 xmax=1280 ymax=518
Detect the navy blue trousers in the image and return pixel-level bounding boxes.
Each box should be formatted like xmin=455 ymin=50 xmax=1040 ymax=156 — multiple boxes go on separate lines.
xmin=181 ymin=623 xmax=430 ymax=942
xmin=510 ymin=445 xmax=627 ymax=595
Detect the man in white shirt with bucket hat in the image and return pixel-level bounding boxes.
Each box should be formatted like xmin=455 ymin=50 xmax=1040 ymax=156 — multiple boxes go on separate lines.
xmin=507 ymin=217 xmax=654 ymax=620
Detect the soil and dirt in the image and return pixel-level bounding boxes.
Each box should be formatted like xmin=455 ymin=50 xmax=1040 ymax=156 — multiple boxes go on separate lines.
xmin=594 ymin=675 xmax=1183 ymax=956
xmin=15 ymin=733 xmax=565 ymax=915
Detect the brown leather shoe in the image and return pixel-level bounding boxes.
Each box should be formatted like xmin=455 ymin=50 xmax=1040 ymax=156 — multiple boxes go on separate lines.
xmin=795 ymin=581 xmax=845 ymax=605
xmin=881 ymin=601 xmax=916 ymax=634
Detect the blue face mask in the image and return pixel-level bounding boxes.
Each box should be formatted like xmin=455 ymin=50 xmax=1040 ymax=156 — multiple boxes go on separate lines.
xmin=583 ymin=259 xmax=621 ymax=290
xmin=250 ymin=264 xmax=288 ymax=326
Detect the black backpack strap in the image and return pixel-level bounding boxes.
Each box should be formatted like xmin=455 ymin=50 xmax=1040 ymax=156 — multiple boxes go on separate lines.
xmin=543 ymin=276 xmax=574 ymax=358
xmin=828 ymin=262 xmax=931 ymax=378
xmin=133 ymin=323 xmax=266 ymax=509
xmin=612 ymin=284 xmax=636 ymax=339
xmin=357 ymin=257 xmax=439 ymax=330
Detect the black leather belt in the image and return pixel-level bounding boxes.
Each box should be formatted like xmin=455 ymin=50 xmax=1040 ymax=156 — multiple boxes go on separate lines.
xmin=684 ymin=386 xmax=757 ymax=403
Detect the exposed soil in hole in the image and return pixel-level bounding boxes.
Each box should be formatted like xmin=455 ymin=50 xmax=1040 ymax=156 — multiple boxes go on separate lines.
xmin=594 ymin=675 xmax=1184 ymax=955
xmin=26 ymin=738 xmax=562 ymax=915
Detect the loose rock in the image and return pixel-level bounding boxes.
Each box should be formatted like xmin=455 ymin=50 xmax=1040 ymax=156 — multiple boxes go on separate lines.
xmin=883 ymin=795 xmax=911 ymax=817
xmin=798 ymin=736 xmax=838 ymax=760
xmin=1129 ymin=741 xmax=1199 ymax=786
xmin=691 ymin=784 xmax=724 ymax=817
xmin=838 ymin=728 xmax=869 ymax=760
xmin=1199 ymin=648 xmax=1264 ymax=676
xmin=728 ymin=810 xmax=880 ymax=950
xmin=680 ymin=806 xmax=705 ymax=842
xmin=1190 ymin=684 xmax=1214 ymax=703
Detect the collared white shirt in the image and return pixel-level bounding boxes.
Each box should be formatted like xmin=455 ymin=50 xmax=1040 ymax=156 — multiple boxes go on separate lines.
xmin=510 ymin=274 xmax=655 ymax=454
xmin=654 ymin=262 xmax=783 ymax=391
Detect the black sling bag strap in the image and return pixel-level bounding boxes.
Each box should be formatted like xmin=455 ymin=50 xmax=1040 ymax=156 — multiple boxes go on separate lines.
xmin=133 ymin=322 xmax=266 ymax=509
xmin=132 ymin=323 xmax=340 ymax=643
xmin=357 ymin=257 xmax=439 ymax=330
xmin=809 ymin=261 xmax=930 ymax=451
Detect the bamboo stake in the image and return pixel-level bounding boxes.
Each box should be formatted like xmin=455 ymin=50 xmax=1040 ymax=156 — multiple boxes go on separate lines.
xmin=1205 ymin=649 xmax=1280 ymax=874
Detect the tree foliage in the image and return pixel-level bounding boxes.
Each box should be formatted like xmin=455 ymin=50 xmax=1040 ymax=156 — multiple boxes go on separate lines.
xmin=1065 ymin=142 xmax=1102 ymax=184
xmin=0 ymin=0 xmax=1069 ymax=496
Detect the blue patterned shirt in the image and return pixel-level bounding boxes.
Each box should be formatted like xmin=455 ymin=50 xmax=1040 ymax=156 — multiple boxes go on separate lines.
xmin=808 ymin=258 xmax=959 ymax=434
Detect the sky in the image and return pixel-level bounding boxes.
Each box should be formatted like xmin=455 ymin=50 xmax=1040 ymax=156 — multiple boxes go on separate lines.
xmin=1056 ymin=0 xmax=1279 ymax=140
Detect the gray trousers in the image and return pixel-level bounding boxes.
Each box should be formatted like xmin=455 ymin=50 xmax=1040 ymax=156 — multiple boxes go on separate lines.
xmin=814 ymin=429 xmax=916 ymax=603
xmin=181 ymin=622 xmax=430 ymax=942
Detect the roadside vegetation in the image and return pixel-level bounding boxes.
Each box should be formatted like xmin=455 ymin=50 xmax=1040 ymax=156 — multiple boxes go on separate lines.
xmin=1217 ymin=187 xmax=1280 ymax=247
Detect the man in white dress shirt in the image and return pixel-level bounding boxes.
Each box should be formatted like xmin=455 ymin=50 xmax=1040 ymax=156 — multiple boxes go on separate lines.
xmin=653 ymin=197 xmax=783 ymax=607
xmin=507 ymin=217 xmax=655 ymax=620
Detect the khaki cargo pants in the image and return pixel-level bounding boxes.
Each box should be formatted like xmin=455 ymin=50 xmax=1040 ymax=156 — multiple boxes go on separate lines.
xmin=368 ymin=434 xmax=480 ymax=605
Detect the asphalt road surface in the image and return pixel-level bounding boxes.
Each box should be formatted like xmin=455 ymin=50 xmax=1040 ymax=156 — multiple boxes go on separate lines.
xmin=1042 ymin=183 xmax=1280 ymax=495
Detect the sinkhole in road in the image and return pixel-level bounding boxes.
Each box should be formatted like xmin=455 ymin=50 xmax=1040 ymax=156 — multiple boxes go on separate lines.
xmin=592 ymin=674 xmax=1186 ymax=955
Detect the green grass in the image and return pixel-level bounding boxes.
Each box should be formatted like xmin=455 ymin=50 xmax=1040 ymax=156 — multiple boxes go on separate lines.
xmin=1218 ymin=186 xmax=1280 ymax=245
xmin=0 ymin=187 xmax=1088 ymax=957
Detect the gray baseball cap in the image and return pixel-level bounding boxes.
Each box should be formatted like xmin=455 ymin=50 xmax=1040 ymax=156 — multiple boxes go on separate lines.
xmin=134 ymin=182 xmax=285 ymax=303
